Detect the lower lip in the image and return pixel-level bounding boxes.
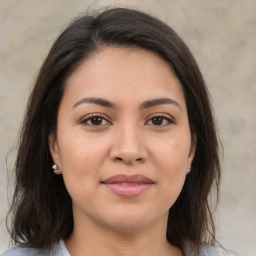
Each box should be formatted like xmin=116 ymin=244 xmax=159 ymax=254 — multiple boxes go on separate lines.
xmin=103 ymin=183 xmax=153 ymax=197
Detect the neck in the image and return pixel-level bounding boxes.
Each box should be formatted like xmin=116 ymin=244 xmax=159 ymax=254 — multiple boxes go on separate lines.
xmin=65 ymin=214 xmax=183 ymax=256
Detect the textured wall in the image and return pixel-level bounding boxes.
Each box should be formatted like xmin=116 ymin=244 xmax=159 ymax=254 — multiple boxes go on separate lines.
xmin=0 ymin=0 xmax=255 ymax=255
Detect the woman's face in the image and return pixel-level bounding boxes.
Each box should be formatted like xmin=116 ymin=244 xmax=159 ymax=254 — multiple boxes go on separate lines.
xmin=49 ymin=47 xmax=196 ymax=232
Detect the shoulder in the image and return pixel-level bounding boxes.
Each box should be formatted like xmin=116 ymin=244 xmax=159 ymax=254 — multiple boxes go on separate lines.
xmin=183 ymin=243 xmax=221 ymax=256
xmin=200 ymin=244 xmax=221 ymax=256
xmin=1 ymin=241 xmax=65 ymax=256
xmin=201 ymin=245 xmax=237 ymax=256
xmin=216 ymin=247 xmax=237 ymax=256
xmin=1 ymin=245 xmax=48 ymax=256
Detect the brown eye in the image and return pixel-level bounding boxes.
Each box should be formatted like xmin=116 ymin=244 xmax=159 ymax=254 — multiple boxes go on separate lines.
xmin=146 ymin=115 xmax=174 ymax=126
xmin=81 ymin=115 xmax=110 ymax=126
xmin=151 ymin=117 xmax=164 ymax=126
xmin=91 ymin=117 xmax=103 ymax=125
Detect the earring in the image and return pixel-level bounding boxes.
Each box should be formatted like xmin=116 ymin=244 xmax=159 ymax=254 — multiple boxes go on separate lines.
xmin=52 ymin=164 xmax=59 ymax=170
xmin=52 ymin=164 xmax=61 ymax=175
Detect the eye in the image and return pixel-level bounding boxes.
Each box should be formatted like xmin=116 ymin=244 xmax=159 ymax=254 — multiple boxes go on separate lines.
xmin=146 ymin=115 xmax=174 ymax=126
xmin=80 ymin=115 xmax=111 ymax=126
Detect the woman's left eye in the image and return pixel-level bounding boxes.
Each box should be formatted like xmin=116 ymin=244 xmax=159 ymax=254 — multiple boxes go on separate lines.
xmin=146 ymin=116 xmax=174 ymax=126
xmin=80 ymin=116 xmax=111 ymax=126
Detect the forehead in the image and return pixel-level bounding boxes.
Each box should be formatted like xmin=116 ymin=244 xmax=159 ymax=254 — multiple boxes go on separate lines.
xmin=63 ymin=47 xmax=186 ymax=108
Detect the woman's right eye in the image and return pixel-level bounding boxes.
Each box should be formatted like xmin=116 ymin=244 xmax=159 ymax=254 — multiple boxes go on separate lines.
xmin=80 ymin=115 xmax=111 ymax=126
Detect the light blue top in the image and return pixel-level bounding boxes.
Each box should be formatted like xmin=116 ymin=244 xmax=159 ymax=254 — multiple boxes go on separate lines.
xmin=1 ymin=240 xmax=220 ymax=256
xmin=1 ymin=240 xmax=70 ymax=256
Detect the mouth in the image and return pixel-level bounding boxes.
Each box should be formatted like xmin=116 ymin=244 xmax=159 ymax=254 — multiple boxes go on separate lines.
xmin=101 ymin=174 xmax=154 ymax=198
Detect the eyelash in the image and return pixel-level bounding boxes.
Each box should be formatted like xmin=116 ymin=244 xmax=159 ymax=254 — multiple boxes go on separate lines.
xmin=146 ymin=114 xmax=174 ymax=126
xmin=80 ymin=114 xmax=111 ymax=126
xmin=80 ymin=114 xmax=174 ymax=127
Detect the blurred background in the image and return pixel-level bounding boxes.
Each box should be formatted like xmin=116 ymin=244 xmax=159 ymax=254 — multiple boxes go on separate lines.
xmin=0 ymin=0 xmax=255 ymax=255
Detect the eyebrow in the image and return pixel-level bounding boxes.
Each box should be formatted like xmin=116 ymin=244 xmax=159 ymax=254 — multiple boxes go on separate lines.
xmin=139 ymin=97 xmax=182 ymax=111
xmin=73 ymin=97 xmax=117 ymax=109
xmin=73 ymin=97 xmax=182 ymax=111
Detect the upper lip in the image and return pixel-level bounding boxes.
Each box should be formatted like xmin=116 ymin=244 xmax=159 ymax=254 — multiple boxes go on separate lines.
xmin=102 ymin=174 xmax=154 ymax=184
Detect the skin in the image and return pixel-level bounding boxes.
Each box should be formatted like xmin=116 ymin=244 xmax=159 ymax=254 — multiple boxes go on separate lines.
xmin=49 ymin=47 xmax=196 ymax=256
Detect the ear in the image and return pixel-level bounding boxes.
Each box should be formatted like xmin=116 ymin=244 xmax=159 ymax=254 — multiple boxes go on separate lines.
xmin=187 ymin=133 xmax=197 ymax=173
xmin=48 ymin=133 xmax=62 ymax=175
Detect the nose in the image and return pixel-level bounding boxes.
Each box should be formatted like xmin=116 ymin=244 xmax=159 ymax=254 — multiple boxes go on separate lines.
xmin=109 ymin=124 xmax=148 ymax=165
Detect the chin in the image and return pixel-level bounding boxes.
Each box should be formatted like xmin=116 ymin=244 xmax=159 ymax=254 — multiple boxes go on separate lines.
xmin=101 ymin=208 xmax=163 ymax=233
xmin=107 ymin=219 xmax=153 ymax=233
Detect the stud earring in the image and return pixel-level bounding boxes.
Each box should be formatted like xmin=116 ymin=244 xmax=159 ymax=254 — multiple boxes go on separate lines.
xmin=52 ymin=164 xmax=59 ymax=170
xmin=52 ymin=164 xmax=61 ymax=175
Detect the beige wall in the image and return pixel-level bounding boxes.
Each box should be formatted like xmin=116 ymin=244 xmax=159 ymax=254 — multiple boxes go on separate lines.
xmin=0 ymin=1 xmax=255 ymax=255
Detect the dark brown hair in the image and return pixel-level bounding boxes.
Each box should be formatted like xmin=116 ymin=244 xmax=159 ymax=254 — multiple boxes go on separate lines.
xmin=8 ymin=7 xmax=221 ymax=253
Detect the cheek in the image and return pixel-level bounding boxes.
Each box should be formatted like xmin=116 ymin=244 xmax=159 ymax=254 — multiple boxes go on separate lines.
xmin=56 ymin=129 xmax=108 ymax=194
xmin=159 ymin=153 xmax=187 ymax=195
xmin=152 ymin=135 xmax=191 ymax=174
xmin=157 ymin=156 xmax=187 ymax=210
xmin=150 ymin=135 xmax=190 ymax=202
xmin=59 ymin=139 xmax=103 ymax=207
xmin=57 ymin=126 xmax=108 ymax=168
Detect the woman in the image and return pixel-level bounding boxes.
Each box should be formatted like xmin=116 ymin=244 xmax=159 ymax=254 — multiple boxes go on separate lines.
xmin=2 ymin=7 xmax=222 ymax=256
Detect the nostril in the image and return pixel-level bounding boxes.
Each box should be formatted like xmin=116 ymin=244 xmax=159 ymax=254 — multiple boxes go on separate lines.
xmin=114 ymin=157 xmax=143 ymax=163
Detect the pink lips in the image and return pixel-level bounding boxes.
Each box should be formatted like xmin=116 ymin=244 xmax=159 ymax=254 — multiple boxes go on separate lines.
xmin=102 ymin=174 xmax=154 ymax=198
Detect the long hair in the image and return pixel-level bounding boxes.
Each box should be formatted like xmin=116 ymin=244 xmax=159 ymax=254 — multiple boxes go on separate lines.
xmin=8 ymin=7 xmax=221 ymax=253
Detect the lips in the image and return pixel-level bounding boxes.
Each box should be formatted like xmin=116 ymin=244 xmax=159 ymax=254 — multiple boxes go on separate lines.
xmin=102 ymin=174 xmax=154 ymax=197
